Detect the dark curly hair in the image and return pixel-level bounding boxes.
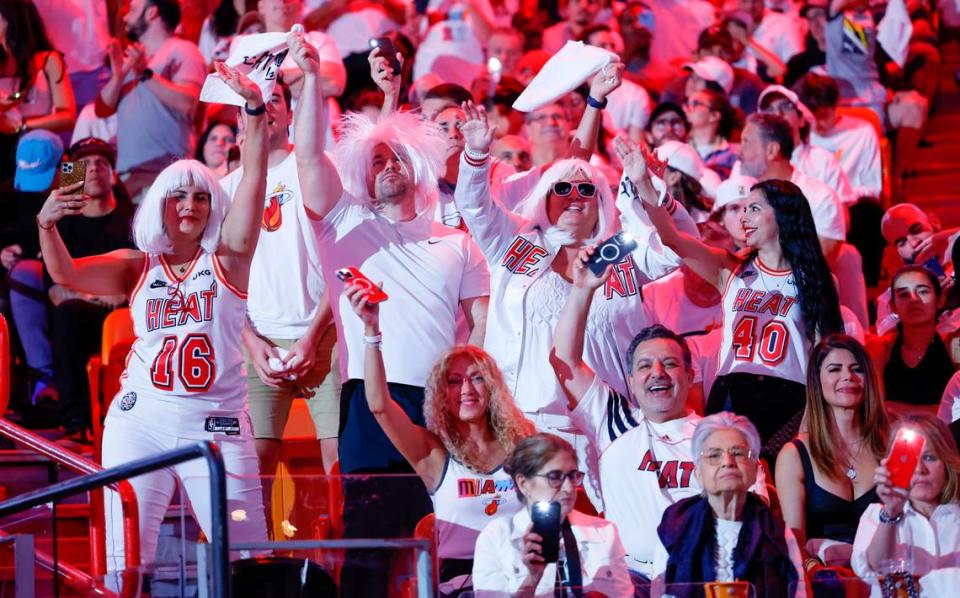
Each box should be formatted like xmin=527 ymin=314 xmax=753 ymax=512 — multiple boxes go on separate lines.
xmin=0 ymin=0 xmax=59 ymax=93
xmin=751 ymin=179 xmax=843 ymax=343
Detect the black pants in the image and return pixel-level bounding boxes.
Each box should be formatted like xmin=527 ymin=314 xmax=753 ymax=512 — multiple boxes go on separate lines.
xmin=847 ymin=197 xmax=885 ymax=288
xmin=338 ymin=379 xmax=433 ymax=596
xmin=52 ymin=299 xmax=109 ymax=430
xmin=706 ymin=373 xmax=806 ymax=471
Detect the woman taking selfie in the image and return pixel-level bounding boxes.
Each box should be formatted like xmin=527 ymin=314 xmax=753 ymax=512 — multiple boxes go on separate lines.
xmin=852 ymin=414 xmax=960 ymax=595
xmin=776 ymin=334 xmax=890 ymax=571
xmin=346 ymin=283 xmax=535 ymax=593
xmin=616 ymin=135 xmax=843 ymax=464
xmin=472 ymin=433 xmax=632 ymax=597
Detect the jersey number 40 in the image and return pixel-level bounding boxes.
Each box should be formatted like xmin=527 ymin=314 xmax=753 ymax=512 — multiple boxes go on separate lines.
xmin=151 ymin=334 xmax=216 ymax=392
xmin=732 ymin=316 xmax=789 ymax=366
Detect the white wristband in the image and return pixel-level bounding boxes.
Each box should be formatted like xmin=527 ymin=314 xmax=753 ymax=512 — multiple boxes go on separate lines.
xmin=464 ymin=147 xmax=490 ymax=162
xmin=364 ymin=334 xmax=383 ymax=347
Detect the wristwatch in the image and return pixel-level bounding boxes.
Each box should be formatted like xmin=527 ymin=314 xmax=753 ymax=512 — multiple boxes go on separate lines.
xmin=879 ymin=508 xmax=904 ymax=525
xmin=139 ymin=68 xmax=154 ymax=83
xmin=586 ymin=95 xmax=607 ymax=110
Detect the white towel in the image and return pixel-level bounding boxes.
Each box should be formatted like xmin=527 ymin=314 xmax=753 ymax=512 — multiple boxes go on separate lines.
xmin=199 ymin=26 xmax=302 ymax=106
xmin=512 ymin=41 xmax=618 ymax=112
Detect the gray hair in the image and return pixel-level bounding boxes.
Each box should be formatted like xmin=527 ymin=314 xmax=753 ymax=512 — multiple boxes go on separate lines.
xmin=691 ymin=412 xmax=762 ymax=465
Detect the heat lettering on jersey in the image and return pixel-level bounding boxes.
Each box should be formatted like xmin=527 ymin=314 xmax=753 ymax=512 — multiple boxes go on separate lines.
xmin=730 ymin=288 xmax=797 ymax=316
xmin=456 ymin=478 xmax=514 ymax=498
xmin=501 ymin=236 xmax=547 ymax=276
xmin=145 ymin=281 xmax=219 ymax=332
xmin=603 ymin=259 xmax=639 ymax=299
xmin=637 ymin=449 xmax=696 ymax=489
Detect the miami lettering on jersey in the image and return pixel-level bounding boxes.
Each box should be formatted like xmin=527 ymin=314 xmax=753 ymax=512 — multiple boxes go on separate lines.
xmin=145 ymin=281 xmax=219 ymax=332
xmin=637 ymin=450 xmax=696 ymax=489
xmin=262 ymin=182 xmax=293 ymax=232
xmin=501 ymin=236 xmax=548 ymax=276
xmin=458 ymin=477 xmax=515 ymax=515
xmin=603 ymin=259 xmax=640 ymax=300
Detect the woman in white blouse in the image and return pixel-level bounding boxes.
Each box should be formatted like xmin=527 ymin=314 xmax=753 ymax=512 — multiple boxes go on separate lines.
xmin=472 ymin=433 xmax=632 ymax=597
xmin=852 ymin=414 xmax=960 ymax=597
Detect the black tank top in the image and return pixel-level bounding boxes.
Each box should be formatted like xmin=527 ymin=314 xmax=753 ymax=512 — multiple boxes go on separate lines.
xmin=792 ymin=440 xmax=878 ymax=544
xmin=884 ymin=332 xmax=955 ymax=405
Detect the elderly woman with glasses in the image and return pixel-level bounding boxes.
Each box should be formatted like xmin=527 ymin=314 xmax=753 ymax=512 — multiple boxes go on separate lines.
xmin=454 ymin=101 xmax=699 ymax=506
xmin=652 ymin=413 xmax=805 ymax=597
xmin=473 ymin=433 xmax=633 ymax=597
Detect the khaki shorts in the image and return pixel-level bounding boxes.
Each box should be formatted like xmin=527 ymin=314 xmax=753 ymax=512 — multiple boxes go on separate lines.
xmin=246 ymin=325 xmax=341 ymax=440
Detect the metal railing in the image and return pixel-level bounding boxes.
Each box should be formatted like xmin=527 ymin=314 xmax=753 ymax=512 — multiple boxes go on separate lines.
xmin=0 ymin=417 xmax=140 ymax=576
xmin=0 ymin=441 xmax=230 ymax=598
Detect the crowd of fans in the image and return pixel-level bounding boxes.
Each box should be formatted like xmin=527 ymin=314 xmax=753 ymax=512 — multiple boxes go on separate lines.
xmin=3 ymin=0 xmax=960 ymax=595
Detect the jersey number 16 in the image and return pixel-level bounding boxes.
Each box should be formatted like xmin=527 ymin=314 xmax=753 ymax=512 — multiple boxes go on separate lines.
xmin=151 ymin=333 xmax=216 ymax=392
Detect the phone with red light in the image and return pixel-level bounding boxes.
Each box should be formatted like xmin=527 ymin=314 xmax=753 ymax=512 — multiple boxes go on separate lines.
xmin=337 ymin=267 xmax=388 ymax=303
xmin=887 ymin=427 xmax=926 ymax=490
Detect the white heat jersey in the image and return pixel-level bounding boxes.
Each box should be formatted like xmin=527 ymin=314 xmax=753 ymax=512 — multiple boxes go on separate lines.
xmin=119 ymin=250 xmax=248 ymax=412
xmin=718 ymin=258 xmax=810 ymax=384
xmin=430 ymin=456 xmax=521 ymax=560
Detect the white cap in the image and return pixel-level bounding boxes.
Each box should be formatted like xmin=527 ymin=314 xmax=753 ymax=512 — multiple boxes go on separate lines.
xmin=656 ymin=141 xmax=722 ymax=199
xmin=713 ymin=174 xmax=758 ymax=212
xmin=683 ymin=56 xmax=734 ymax=95
xmin=758 ymin=84 xmax=815 ymax=123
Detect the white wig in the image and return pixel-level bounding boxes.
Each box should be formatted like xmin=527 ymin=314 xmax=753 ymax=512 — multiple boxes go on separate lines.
xmin=332 ymin=111 xmax=447 ymax=216
xmin=132 ymin=159 xmax=230 ymax=255
xmin=514 ymin=158 xmax=618 ymax=251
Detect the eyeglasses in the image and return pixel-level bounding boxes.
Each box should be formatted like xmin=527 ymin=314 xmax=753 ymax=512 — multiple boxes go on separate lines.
xmin=684 ymin=98 xmax=711 ymax=110
xmin=552 ymin=181 xmax=597 ymax=198
xmin=762 ymin=102 xmax=796 ymax=117
xmin=700 ymin=446 xmax=754 ymax=466
xmin=533 ymin=469 xmax=586 ymax=488
xmin=651 ymin=117 xmax=687 ymax=130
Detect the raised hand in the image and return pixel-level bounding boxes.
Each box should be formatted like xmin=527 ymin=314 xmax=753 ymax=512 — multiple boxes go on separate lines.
xmin=37 ymin=182 xmax=88 ymax=229
xmin=287 ymin=31 xmax=319 ymax=75
xmin=368 ymin=46 xmax=403 ymax=97
xmin=124 ymin=43 xmax=148 ymax=77
xmin=873 ymin=459 xmax=908 ymax=517
xmin=106 ymin=39 xmax=130 ymax=81
xmin=614 ymin=136 xmax=666 ymax=191
xmin=573 ymin=245 xmax=614 ymax=291
xmin=589 ymin=61 xmax=625 ymax=102
xmin=460 ymin=101 xmax=495 ymax=154
xmin=214 ymin=62 xmax=262 ymax=106
xmin=344 ymin=281 xmax=380 ymax=330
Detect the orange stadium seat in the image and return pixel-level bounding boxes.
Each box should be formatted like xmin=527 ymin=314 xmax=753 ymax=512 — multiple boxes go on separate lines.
xmin=86 ymin=308 xmax=135 ymax=458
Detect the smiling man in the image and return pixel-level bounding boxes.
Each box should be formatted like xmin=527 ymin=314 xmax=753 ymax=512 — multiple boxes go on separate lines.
xmin=551 ymin=258 xmax=768 ymax=586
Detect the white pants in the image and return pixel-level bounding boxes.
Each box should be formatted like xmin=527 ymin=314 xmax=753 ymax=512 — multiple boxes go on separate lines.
xmin=101 ymin=390 xmax=267 ymax=574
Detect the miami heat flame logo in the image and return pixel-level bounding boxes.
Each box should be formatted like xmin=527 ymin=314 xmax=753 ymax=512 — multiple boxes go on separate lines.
xmin=262 ymin=183 xmax=293 ymax=232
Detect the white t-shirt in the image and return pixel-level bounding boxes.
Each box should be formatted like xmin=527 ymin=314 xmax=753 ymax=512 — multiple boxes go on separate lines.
xmin=72 ymin=103 xmax=117 ymax=147
xmin=791 ymin=168 xmax=848 ymax=241
xmin=604 ymin=79 xmax=652 ymax=133
xmin=792 ymin=143 xmax=856 ymax=206
xmin=220 ymin=152 xmax=326 ymax=339
xmin=938 ymin=370 xmax=960 ymax=425
xmin=810 ymin=115 xmax=883 ymax=200
xmin=752 ymin=11 xmax=804 ymax=64
xmin=315 ymin=196 xmax=490 ymax=386
xmin=34 ymin=0 xmax=110 ymax=74
xmin=641 ymin=269 xmax=723 ymax=336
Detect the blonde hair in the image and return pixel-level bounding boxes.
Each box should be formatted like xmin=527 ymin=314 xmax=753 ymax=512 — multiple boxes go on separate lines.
xmin=513 ymin=158 xmax=618 ymax=250
xmin=423 ymin=346 xmax=535 ymax=473
xmin=332 ymin=111 xmax=446 ymax=216
xmin=893 ymin=414 xmax=960 ymax=505
xmin=132 ymin=159 xmax=229 ymax=254
xmin=805 ymin=334 xmax=890 ymax=481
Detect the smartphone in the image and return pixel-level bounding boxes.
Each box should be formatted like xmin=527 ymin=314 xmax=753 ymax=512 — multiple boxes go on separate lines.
xmin=587 ymin=232 xmax=638 ymax=276
xmin=336 ymin=267 xmax=389 ymax=303
xmin=369 ymin=37 xmax=401 ymax=76
xmin=922 ymin=257 xmax=946 ymax=278
xmin=56 ymin=161 xmax=87 ymax=189
xmin=530 ymin=500 xmax=561 ymax=563
xmin=887 ymin=427 xmax=926 ymax=489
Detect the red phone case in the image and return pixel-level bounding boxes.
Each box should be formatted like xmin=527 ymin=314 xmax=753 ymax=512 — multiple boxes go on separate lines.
xmin=338 ymin=267 xmax=388 ymax=303
xmin=887 ymin=427 xmax=925 ymax=489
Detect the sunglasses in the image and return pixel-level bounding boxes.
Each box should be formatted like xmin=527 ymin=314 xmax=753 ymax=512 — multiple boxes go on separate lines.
xmin=552 ymin=181 xmax=597 ymax=198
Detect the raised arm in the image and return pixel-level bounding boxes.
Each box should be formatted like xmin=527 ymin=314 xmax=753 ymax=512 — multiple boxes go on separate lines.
xmin=95 ymin=39 xmax=132 ymax=117
xmin=613 ymin=137 xmax=737 ymax=290
xmin=37 ymin=182 xmax=143 ymax=296
xmin=344 ymin=282 xmax=448 ymax=490
xmin=368 ymin=46 xmax=402 ymax=116
xmin=214 ymin=63 xmax=269 ymax=282
xmin=569 ymin=62 xmax=624 ymax=160
xmin=550 ymin=247 xmax=610 ymax=407
xmin=289 ymin=31 xmax=343 ymax=220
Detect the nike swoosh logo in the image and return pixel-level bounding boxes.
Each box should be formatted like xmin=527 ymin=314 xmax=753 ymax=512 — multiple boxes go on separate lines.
xmin=427 ymin=239 xmax=441 ymax=244
xmin=150 ymin=280 xmax=167 ymax=288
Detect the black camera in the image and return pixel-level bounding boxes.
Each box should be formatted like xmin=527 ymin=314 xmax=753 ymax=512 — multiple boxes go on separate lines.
xmin=587 ymin=232 xmax=638 ymax=276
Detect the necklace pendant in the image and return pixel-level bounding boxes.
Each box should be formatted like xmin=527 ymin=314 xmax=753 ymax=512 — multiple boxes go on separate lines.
xmin=846 ymin=467 xmax=857 ymax=481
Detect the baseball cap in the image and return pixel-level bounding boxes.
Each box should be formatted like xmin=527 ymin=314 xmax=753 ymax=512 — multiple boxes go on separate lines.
xmin=683 ymin=56 xmax=734 ymax=95
xmin=714 ymin=174 xmax=758 ymax=212
xmin=14 ymin=130 xmax=64 ymax=192
xmin=656 ymin=141 xmax=722 ymax=198
xmin=68 ymin=137 xmax=117 ymax=168
xmin=880 ymin=203 xmax=930 ymax=243
xmin=758 ymin=84 xmax=815 ymax=123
